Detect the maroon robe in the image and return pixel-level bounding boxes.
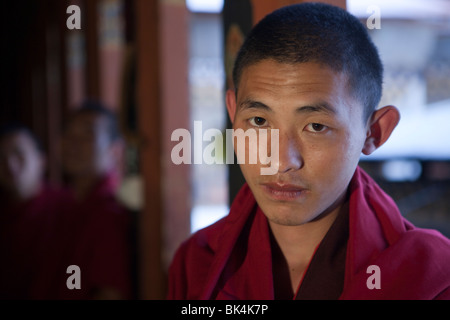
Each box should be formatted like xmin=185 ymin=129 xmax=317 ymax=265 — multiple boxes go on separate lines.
xmin=167 ymin=167 xmax=450 ymax=300
xmin=52 ymin=174 xmax=132 ymax=299
xmin=0 ymin=185 xmax=67 ymax=299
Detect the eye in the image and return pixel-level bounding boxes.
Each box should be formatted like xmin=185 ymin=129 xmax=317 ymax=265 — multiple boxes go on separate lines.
xmin=249 ymin=117 xmax=267 ymax=127
xmin=305 ymin=123 xmax=328 ymax=133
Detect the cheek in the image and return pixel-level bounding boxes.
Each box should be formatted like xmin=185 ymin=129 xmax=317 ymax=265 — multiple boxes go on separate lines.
xmin=306 ymin=135 xmax=361 ymax=189
xmin=21 ymin=157 xmax=40 ymax=179
xmin=238 ymin=162 xmax=261 ymax=185
xmin=76 ymin=142 xmax=96 ymax=159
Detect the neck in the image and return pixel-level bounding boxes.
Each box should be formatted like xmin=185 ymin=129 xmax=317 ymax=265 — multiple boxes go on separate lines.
xmin=269 ymin=205 xmax=341 ymax=264
xmin=4 ymin=181 xmax=43 ymax=206
xmin=269 ymin=194 xmax=348 ymax=297
xmin=71 ymin=175 xmax=101 ymax=201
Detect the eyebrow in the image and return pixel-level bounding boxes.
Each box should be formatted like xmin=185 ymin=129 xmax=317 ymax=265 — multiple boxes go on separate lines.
xmin=238 ymin=99 xmax=272 ymax=112
xmin=238 ymin=98 xmax=337 ymax=115
xmin=296 ymin=102 xmax=336 ymax=115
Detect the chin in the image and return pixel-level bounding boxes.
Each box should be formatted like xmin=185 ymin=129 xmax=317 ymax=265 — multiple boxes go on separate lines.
xmin=258 ymin=200 xmax=317 ymax=227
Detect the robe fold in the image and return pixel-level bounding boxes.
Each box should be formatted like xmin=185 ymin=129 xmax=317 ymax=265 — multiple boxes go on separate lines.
xmin=168 ymin=167 xmax=450 ymax=300
xmin=0 ymin=185 xmax=67 ymax=299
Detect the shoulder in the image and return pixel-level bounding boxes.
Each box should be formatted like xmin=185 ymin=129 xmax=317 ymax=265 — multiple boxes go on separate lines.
xmin=378 ymin=227 xmax=450 ymax=298
xmin=342 ymin=224 xmax=450 ymax=299
xmin=173 ymin=183 xmax=255 ymax=262
xmin=167 ymin=216 xmax=228 ymax=299
xmin=172 ymin=215 xmax=228 ymax=268
xmin=167 ymin=183 xmax=256 ymax=299
xmin=398 ymin=227 xmax=450 ymax=262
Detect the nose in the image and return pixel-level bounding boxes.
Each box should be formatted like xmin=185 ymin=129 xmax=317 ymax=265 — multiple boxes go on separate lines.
xmin=275 ymin=130 xmax=303 ymax=174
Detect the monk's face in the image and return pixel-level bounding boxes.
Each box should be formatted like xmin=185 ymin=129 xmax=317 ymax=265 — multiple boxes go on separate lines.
xmin=63 ymin=113 xmax=114 ymax=179
xmin=228 ymin=60 xmax=368 ymax=226
xmin=0 ymin=132 xmax=44 ymax=200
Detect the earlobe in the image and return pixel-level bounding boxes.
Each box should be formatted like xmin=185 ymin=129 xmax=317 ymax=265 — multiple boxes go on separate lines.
xmin=362 ymin=105 xmax=400 ymax=155
xmin=226 ymin=89 xmax=237 ymax=124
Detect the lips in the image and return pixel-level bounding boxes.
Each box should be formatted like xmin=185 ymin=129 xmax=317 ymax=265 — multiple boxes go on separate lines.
xmin=260 ymin=182 xmax=307 ymax=201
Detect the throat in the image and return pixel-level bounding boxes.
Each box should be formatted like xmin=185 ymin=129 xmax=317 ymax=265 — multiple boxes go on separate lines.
xmin=269 ymin=199 xmax=350 ymax=300
xmin=270 ymin=232 xmax=319 ymax=299
xmin=268 ymin=201 xmax=345 ymax=299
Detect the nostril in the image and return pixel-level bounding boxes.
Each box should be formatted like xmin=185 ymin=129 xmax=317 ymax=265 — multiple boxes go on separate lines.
xmin=276 ymin=138 xmax=303 ymax=174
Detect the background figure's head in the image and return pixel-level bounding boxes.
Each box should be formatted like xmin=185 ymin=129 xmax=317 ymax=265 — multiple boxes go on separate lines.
xmin=63 ymin=100 xmax=122 ymax=182
xmin=0 ymin=124 xmax=45 ymax=201
xmin=232 ymin=2 xmax=383 ymax=122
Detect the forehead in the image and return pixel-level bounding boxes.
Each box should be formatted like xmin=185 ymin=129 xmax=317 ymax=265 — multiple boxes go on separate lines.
xmin=236 ymin=60 xmax=359 ymax=115
xmin=67 ymin=113 xmax=108 ymax=132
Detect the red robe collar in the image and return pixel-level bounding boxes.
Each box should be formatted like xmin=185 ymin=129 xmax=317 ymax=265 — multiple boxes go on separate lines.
xmin=169 ymin=166 xmax=450 ymax=299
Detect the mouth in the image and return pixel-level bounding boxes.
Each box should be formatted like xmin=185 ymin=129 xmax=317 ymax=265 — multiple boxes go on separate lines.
xmin=260 ymin=182 xmax=307 ymax=201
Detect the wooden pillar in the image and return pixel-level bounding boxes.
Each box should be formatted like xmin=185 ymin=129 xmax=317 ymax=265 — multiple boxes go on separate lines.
xmin=135 ymin=0 xmax=164 ymax=300
xmin=44 ymin=0 xmax=68 ymax=185
xmin=251 ymin=0 xmax=346 ymax=24
xmin=134 ymin=0 xmax=190 ymax=300
xmin=85 ymin=0 xmax=100 ymax=99
xmin=24 ymin=0 xmax=68 ymax=185
xmin=159 ymin=0 xmax=190 ymax=283
xmin=65 ymin=0 xmax=85 ymax=112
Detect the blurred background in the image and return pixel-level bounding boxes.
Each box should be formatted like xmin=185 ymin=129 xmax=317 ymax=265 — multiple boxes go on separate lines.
xmin=1 ymin=0 xmax=449 ymax=299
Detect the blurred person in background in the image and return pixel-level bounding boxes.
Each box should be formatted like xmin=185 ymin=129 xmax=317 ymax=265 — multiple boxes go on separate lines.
xmin=0 ymin=124 xmax=66 ymax=299
xmin=57 ymin=100 xmax=132 ymax=299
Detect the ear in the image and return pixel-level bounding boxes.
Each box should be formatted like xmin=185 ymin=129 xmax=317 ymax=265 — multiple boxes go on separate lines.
xmin=362 ymin=105 xmax=400 ymax=155
xmin=226 ymin=89 xmax=237 ymax=124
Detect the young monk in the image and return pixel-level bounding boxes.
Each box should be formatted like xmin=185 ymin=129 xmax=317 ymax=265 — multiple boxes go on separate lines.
xmin=0 ymin=125 xmax=66 ymax=299
xmin=57 ymin=101 xmax=132 ymax=299
xmin=167 ymin=3 xmax=450 ymax=299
